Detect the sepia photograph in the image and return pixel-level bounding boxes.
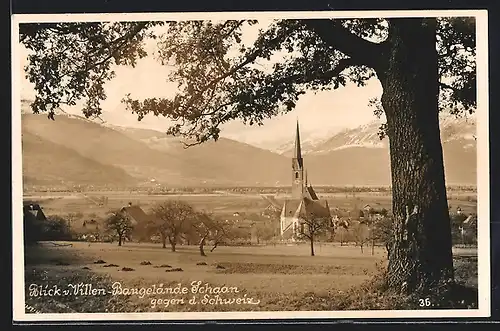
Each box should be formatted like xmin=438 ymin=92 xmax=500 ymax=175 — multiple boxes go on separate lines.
xmin=12 ymin=9 xmax=490 ymax=321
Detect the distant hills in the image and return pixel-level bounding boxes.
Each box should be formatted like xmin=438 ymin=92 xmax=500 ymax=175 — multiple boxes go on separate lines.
xmin=21 ymin=112 xmax=290 ymax=187
xmin=20 ymin=100 xmax=477 ymax=188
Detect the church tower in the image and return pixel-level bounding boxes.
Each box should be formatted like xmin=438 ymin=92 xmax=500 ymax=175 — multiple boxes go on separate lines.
xmin=291 ymin=120 xmax=304 ymax=199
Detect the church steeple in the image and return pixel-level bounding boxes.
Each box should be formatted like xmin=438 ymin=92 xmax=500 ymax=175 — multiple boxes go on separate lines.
xmin=293 ymin=120 xmax=302 ymax=161
xmin=291 ymin=120 xmax=304 ymax=199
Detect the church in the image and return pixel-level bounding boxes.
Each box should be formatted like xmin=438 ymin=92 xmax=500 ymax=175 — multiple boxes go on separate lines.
xmin=280 ymin=121 xmax=332 ymax=241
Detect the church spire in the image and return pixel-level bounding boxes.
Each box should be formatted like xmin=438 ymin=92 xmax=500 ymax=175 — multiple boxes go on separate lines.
xmin=293 ymin=119 xmax=302 ymax=160
xmin=291 ymin=120 xmax=304 ymax=199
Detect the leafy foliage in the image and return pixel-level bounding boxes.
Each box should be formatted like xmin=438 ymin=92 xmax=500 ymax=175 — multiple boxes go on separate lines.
xmin=296 ymin=212 xmax=332 ymax=256
xmin=149 ymin=200 xmax=196 ymax=251
xmin=192 ymin=211 xmax=236 ymax=255
xmin=450 ymin=212 xmax=477 ymax=246
xmin=296 ymin=215 xmax=331 ymax=241
xmin=20 ymin=17 xmax=475 ymax=145
xmin=253 ymin=219 xmax=277 ymax=243
xmin=436 ymin=17 xmax=476 ymax=115
xmin=351 ymin=222 xmax=370 ymax=253
xmin=42 ymin=215 xmax=73 ymax=241
xmin=105 ymin=210 xmax=133 ymax=246
xmin=20 ymin=22 xmax=161 ymax=120
xmin=23 ymin=212 xmax=73 ymax=244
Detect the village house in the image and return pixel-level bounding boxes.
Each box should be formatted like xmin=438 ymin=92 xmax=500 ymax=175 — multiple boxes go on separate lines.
xmin=23 ymin=202 xmax=47 ymax=221
xmin=119 ymin=202 xmax=151 ymax=226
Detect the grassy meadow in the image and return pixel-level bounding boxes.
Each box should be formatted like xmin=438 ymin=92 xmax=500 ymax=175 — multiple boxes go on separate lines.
xmin=22 ymin=188 xmax=479 ymax=313
xmin=24 ymin=241 xmax=478 ymax=313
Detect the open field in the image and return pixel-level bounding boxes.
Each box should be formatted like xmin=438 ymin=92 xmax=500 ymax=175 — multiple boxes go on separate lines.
xmin=23 ymin=189 xmax=478 ymax=221
xmin=24 ymin=242 xmax=478 ymax=313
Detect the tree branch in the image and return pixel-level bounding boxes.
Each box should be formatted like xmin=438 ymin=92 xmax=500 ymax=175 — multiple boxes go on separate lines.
xmin=439 ymin=82 xmax=459 ymax=93
xmin=279 ymin=57 xmax=359 ymax=86
xmin=85 ymin=22 xmax=148 ymax=72
xmin=303 ymin=20 xmax=383 ymax=69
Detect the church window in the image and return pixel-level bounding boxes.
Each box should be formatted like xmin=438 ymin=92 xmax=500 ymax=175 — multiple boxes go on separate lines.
xmin=295 ymin=172 xmax=299 ymax=179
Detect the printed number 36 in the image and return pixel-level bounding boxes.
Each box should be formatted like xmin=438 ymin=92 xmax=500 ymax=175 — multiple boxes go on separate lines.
xmin=419 ymin=298 xmax=432 ymax=307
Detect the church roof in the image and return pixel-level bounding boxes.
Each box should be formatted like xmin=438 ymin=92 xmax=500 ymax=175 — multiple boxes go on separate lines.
xmin=281 ymin=197 xmax=331 ymax=220
xmin=282 ymin=199 xmax=303 ymax=218
xmin=305 ymin=185 xmax=319 ymax=200
xmin=303 ymin=197 xmax=330 ymax=218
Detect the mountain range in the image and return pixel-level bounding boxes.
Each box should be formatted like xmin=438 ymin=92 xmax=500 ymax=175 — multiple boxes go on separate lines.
xmin=20 ymin=100 xmax=477 ymax=188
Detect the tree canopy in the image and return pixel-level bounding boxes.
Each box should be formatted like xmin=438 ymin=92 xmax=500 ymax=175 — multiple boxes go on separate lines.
xmin=20 ymin=18 xmax=475 ymax=142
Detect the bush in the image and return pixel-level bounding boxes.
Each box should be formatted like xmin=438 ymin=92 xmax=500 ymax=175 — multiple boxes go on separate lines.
xmin=335 ymin=261 xmax=478 ymax=310
xmin=40 ymin=216 xmax=73 ymax=241
xmin=24 ymin=214 xmax=73 ymax=245
xmin=24 ymin=211 xmax=42 ymax=246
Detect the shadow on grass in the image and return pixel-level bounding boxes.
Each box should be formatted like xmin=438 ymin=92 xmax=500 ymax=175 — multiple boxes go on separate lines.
xmin=24 ymin=243 xmax=93 ymax=266
xmin=214 ymin=262 xmax=352 ymax=275
xmin=22 ymin=244 xmax=478 ymax=313
xmin=25 ymin=267 xmax=131 ymax=313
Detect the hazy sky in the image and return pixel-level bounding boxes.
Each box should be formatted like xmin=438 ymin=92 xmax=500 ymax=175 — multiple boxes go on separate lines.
xmin=19 ymin=22 xmax=384 ymax=146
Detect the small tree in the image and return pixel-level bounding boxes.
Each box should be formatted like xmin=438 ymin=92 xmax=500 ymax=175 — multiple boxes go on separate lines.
xmin=333 ymin=218 xmax=350 ymax=246
xmin=352 ymin=222 xmax=370 ymax=254
xmin=450 ymin=212 xmax=468 ymax=246
xmin=360 ymin=215 xmax=377 ymax=255
xmin=229 ymin=224 xmax=252 ymax=245
xmin=150 ymin=200 xmax=196 ymax=252
xmin=42 ymin=215 xmax=73 ymax=241
xmin=336 ymin=226 xmax=347 ymax=246
xmin=296 ymin=213 xmax=332 ymax=256
xmin=372 ymin=216 xmax=394 ymax=259
xmin=246 ymin=213 xmax=276 ymax=244
xmin=66 ymin=212 xmax=83 ymax=232
xmin=105 ymin=211 xmax=133 ymax=246
xmin=255 ymin=221 xmax=276 ymax=243
xmin=181 ymin=225 xmax=199 ymax=245
xmin=192 ymin=212 xmax=235 ymax=256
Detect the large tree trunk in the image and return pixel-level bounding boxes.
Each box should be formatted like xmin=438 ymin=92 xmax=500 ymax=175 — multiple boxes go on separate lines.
xmin=118 ymin=233 xmax=122 ymax=247
xmin=378 ymin=18 xmax=454 ymax=293
xmin=309 ymin=236 xmax=315 ymax=256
